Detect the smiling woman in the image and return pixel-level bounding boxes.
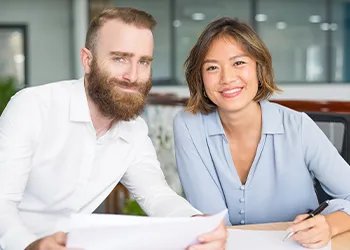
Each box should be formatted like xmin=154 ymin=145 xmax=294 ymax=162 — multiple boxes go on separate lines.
xmin=173 ymin=16 xmax=350 ymax=249
xmin=183 ymin=17 xmax=280 ymax=115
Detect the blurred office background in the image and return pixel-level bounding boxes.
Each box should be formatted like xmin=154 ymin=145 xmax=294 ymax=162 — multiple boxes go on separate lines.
xmin=0 ymin=0 xmax=350 ymax=93
xmin=1 ymin=0 xmax=350 ymax=213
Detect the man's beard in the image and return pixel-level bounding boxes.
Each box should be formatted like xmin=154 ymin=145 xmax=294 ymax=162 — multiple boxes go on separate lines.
xmin=86 ymin=59 xmax=152 ymax=121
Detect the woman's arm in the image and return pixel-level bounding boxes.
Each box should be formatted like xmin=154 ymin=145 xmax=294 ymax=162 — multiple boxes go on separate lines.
xmin=301 ymin=112 xmax=350 ymax=235
xmin=173 ymin=111 xmax=231 ymax=225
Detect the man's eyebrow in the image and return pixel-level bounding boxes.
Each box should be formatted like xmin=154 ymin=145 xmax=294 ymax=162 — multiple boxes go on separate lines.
xmin=140 ymin=56 xmax=153 ymax=62
xmin=109 ymin=51 xmax=153 ymax=62
xmin=109 ymin=51 xmax=134 ymax=57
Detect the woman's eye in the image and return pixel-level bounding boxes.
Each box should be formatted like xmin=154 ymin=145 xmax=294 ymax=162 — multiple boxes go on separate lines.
xmin=206 ymin=66 xmax=218 ymax=71
xmin=234 ymin=61 xmax=245 ymax=66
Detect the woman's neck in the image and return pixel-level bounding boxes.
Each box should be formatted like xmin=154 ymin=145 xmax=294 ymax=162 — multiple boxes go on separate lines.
xmin=219 ymin=101 xmax=262 ymax=140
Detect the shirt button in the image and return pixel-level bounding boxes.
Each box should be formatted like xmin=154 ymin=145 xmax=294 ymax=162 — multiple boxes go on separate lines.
xmin=240 ymin=220 xmax=245 ymax=224
xmin=240 ymin=185 xmax=245 ymax=190
xmin=240 ymin=209 xmax=245 ymax=214
xmin=239 ymin=198 xmax=245 ymax=203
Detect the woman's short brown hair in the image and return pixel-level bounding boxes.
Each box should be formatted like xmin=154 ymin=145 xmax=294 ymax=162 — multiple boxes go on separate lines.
xmin=184 ymin=17 xmax=281 ymax=114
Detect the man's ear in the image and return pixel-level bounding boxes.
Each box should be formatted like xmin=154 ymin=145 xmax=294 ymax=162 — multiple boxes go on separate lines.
xmin=80 ymin=48 xmax=93 ymax=74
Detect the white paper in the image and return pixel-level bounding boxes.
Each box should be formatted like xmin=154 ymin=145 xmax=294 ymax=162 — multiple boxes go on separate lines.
xmin=227 ymin=229 xmax=331 ymax=250
xmin=64 ymin=210 xmax=227 ymax=250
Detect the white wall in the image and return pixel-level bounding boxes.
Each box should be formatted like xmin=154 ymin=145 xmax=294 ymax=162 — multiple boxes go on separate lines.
xmin=0 ymin=0 xmax=73 ymax=86
xmin=72 ymin=0 xmax=88 ymax=79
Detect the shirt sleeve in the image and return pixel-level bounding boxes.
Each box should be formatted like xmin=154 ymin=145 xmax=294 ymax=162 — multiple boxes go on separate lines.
xmin=120 ymin=135 xmax=200 ymax=217
xmin=0 ymin=90 xmax=41 ymax=250
xmin=301 ymin=112 xmax=350 ymax=215
xmin=173 ymin=112 xmax=231 ymax=225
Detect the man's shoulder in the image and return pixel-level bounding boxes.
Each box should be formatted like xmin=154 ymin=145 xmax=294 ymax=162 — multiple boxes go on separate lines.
xmin=116 ymin=116 xmax=149 ymax=143
xmin=13 ymin=79 xmax=78 ymax=104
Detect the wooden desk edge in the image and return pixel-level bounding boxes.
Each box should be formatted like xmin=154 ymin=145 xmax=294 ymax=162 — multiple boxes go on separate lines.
xmin=228 ymin=222 xmax=350 ymax=250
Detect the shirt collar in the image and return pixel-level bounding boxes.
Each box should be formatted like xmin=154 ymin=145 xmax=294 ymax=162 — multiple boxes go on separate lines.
xmin=206 ymin=100 xmax=284 ymax=136
xmin=70 ymin=77 xmax=91 ymax=122
xmin=108 ymin=120 xmax=134 ymax=143
xmin=69 ymin=77 xmax=136 ymax=143
xmin=260 ymin=100 xmax=284 ymax=134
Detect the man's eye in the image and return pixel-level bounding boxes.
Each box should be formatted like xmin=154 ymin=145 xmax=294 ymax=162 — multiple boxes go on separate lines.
xmin=140 ymin=60 xmax=150 ymax=66
xmin=114 ymin=57 xmax=124 ymax=62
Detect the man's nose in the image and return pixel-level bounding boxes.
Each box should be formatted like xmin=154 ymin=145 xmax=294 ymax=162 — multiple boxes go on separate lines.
xmin=122 ymin=64 xmax=139 ymax=83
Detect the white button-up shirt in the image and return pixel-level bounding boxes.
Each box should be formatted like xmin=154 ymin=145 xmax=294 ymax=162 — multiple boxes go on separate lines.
xmin=0 ymin=78 xmax=198 ymax=250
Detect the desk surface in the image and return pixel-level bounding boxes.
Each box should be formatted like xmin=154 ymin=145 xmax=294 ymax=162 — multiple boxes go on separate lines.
xmin=230 ymin=222 xmax=350 ymax=250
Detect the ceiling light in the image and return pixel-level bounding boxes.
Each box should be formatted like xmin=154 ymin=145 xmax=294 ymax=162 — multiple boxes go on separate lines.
xmin=276 ymin=21 xmax=287 ymax=30
xmin=191 ymin=13 xmax=205 ymax=21
xmin=173 ymin=20 xmax=182 ymax=28
xmin=255 ymin=14 xmax=267 ymax=22
xmin=320 ymin=23 xmax=329 ymax=31
xmin=330 ymin=23 xmax=338 ymax=31
xmin=309 ymin=15 xmax=321 ymax=23
xmin=14 ymin=54 xmax=25 ymax=63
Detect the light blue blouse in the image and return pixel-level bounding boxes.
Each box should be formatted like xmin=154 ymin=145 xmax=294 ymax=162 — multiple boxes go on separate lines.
xmin=173 ymin=100 xmax=350 ymax=226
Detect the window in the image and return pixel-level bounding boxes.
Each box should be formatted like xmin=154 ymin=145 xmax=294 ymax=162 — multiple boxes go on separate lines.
xmin=0 ymin=25 xmax=27 ymax=88
xmin=332 ymin=0 xmax=350 ymax=82
xmin=88 ymin=0 xmax=350 ymax=85
xmin=257 ymin=0 xmax=328 ymax=83
xmin=174 ymin=0 xmax=251 ymax=84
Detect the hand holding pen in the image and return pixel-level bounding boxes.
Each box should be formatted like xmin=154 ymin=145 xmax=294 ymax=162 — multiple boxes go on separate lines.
xmin=283 ymin=200 xmax=332 ymax=248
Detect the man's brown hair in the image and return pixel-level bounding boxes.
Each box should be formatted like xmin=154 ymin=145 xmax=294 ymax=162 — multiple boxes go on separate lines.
xmin=85 ymin=7 xmax=157 ymax=55
xmin=184 ymin=17 xmax=281 ymax=114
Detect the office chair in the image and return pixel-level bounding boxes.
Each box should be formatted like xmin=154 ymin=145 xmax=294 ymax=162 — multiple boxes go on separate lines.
xmin=307 ymin=112 xmax=350 ymax=203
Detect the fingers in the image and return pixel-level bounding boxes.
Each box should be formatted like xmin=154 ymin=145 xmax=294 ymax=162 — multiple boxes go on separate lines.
xmin=53 ymin=232 xmax=67 ymax=246
xmin=287 ymin=214 xmax=331 ymax=248
xmin=289 ymin=216 xmax=317 ymax=233
xmin=187 ymin=240 xmax=226 ymax=250
xmin=289 ymin=215 xmax=328 ymax=234
xmin=301 ymin=241 xmax=329 ymax=249
xmin=197 ymin=221 xmax=228 ymax=243
xmin=292 ymin=227 xmax=322 ymax=243
xmin=293 ymin=214 xmax=309 ymax=224
xmin=187 ymin=221 xmax=228 ymax=250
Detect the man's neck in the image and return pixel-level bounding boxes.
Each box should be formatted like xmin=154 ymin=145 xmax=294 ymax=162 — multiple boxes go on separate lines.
xmin=85 ymin=81 xmax=114 ymax=138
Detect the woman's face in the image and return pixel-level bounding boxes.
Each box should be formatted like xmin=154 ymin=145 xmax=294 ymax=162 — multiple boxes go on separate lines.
xmin=201 ymin=37 xmax=259 ymax=113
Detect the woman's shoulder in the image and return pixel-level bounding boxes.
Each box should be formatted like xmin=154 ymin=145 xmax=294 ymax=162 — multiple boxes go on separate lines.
xmin=174 ymin=108 xmax=206 ymax=126
xmin=264 ymin=100 xmax=305 ymax=125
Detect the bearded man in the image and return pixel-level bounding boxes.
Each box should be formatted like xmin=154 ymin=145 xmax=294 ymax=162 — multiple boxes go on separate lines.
xmin=0 ymin=7 xmax=227 ymax=250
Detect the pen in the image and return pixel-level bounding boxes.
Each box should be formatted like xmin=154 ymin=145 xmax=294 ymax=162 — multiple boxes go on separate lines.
xmin=283 ymin=200 xmax=330 ymax=241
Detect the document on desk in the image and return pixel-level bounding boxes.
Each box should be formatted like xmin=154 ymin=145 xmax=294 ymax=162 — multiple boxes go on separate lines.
xmin=227 ymin=229 xmax=331 ymax=250
xmin=62 ymin=210 xmax=226 ymax=250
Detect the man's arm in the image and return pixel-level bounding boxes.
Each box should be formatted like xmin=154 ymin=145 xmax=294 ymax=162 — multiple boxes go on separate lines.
xmin=120 ymin=123 xmax=228 ymax=250
xmin=120 ymin=136 xmax=200 ymax=217
xmin=0 ymin=90 xmax=41 ymax=250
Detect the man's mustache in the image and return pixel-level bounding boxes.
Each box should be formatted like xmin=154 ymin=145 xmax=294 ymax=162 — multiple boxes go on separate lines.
xmin=109 ymin=78 xmax=143 ymax=90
